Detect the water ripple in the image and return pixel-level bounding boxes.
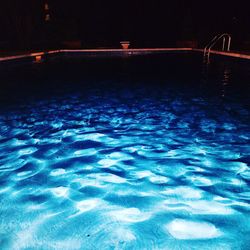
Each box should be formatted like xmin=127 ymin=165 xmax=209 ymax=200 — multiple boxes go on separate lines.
xmin=0 ymin=87 xmax=249 ymax=249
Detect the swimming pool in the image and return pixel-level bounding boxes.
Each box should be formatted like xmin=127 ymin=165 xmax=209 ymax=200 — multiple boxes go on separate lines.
xmin=0 ymin=52 xmax=249 ymax=249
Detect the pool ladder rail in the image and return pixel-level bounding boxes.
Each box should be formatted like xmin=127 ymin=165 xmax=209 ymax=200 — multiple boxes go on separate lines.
xmin=204 ymin=33 xmax=232 ymax=63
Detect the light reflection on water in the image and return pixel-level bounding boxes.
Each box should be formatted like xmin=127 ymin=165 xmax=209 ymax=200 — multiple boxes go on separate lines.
xmin=0 ymin=83 xmax=249 ymax=250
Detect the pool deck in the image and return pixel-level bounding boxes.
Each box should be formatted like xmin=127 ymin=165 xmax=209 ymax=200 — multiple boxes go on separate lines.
xmin=1 ymin=48 xmax=250 ymax=62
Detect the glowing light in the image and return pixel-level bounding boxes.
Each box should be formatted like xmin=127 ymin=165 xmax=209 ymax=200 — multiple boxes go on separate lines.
xmin=35 ymin=55 xmax=42 ymax=63
xmin=120 ymin=41 xmax=130 ymax=49
xmin=45 ymin=14 xmax=50 ymax=22
xmin=44 ymin=3 xmax=49 ymax=10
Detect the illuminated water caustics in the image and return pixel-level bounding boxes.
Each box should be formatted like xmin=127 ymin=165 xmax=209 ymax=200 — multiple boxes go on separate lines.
xmin=0 ymin=85 xmax=249 ymax=250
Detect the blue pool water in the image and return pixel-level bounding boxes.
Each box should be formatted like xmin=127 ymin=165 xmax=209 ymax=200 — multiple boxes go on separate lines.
xmin=0 ymin=53 xmax=249 ymax=249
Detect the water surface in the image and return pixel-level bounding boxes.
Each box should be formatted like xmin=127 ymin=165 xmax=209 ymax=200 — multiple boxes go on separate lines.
xmin=0 ymin=53 xmax=249 ymax=249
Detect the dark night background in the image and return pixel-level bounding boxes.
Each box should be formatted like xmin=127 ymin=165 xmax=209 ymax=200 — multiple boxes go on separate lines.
xmin=0 ymin=0 xmax=250 ymax=51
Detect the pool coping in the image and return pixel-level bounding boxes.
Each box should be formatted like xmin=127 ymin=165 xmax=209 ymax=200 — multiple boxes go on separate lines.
xmin=1 ymin=48 xmax=250 ymax=62
xmin=193 ymin=49 xmax=250 ymax=60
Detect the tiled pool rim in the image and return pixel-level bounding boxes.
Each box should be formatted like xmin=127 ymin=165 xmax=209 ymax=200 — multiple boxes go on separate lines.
xmin=1 ymin=48 xmax=250 ymax=62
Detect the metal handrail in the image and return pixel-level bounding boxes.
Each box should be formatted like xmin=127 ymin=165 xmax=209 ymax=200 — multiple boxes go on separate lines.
xmin=204 ymin=33 xmax=232 ymax=62
xmin=209 ymin=33 xmax=231 ymax=52
xmin=204 ymin=33 xmax=231 ymax=57
xmin=203 ymin=34 xmax=220 ymax=56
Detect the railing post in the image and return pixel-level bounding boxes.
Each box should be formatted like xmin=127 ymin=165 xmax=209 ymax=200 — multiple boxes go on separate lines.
xmin=222 ymin=37 xmax=226 ymax=51
xmin=204 ymin=48 xmax=207 ymax=56
xmin=227 ymin=36 xmax=231 ymax=51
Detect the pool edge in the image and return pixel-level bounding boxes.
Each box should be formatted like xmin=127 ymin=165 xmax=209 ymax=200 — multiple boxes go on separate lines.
xmin=1 ymin=48 xmax=250 ymax=62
